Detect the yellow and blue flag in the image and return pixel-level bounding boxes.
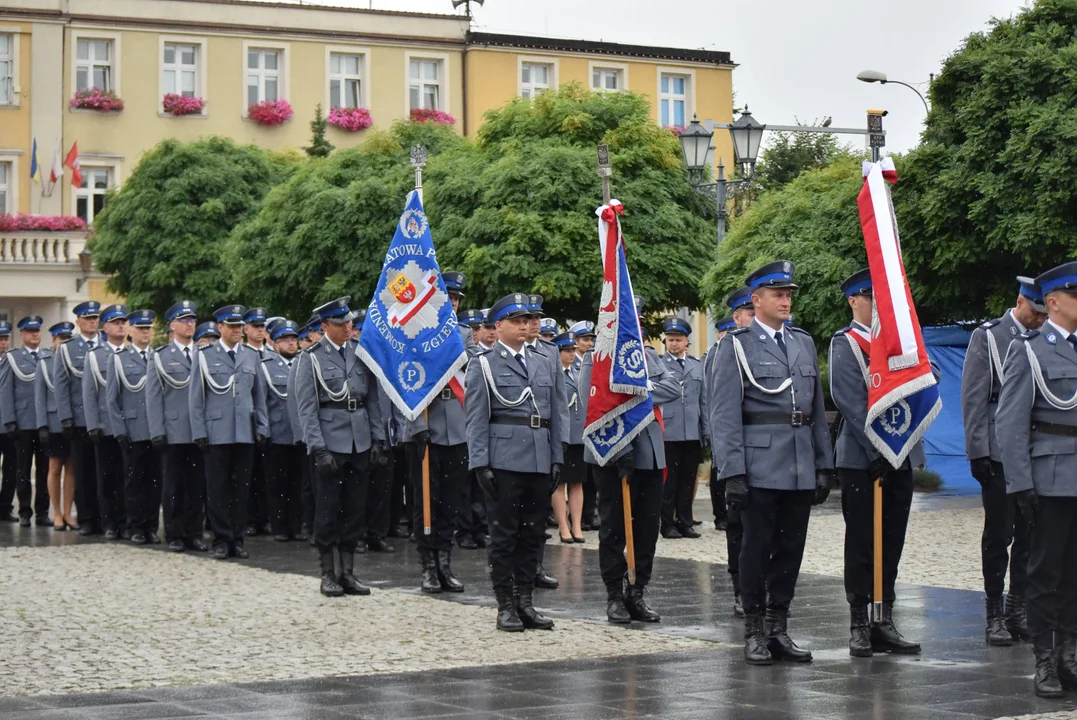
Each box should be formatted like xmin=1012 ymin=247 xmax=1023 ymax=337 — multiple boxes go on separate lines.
xmin=30 ymin=138 xmax=41 ymax=184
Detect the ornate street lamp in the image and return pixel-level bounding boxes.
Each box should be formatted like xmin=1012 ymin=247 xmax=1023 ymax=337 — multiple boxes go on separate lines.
xmin=729 ymin=106 xmax=765 ymax=177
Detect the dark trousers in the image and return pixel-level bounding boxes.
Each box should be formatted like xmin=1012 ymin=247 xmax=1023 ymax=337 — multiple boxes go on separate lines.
xmin=297 ymin=442 xmax=314 ymax=531
xmin=982 ymin=461 xmax=1030 ymax=598
xmin=315 ymin=449 xmax=369 ymax=553
xmin=412 ymin=443 xmax=467 ymax=552
xmin=486 ymin=469 xmax=547 ymax=592
xmin=14 ymin=430 xmax=49 ymax=520
xmin=389 ymin=444 xmax=413 ymax=533
xmin=595 ymin=465 xmax=662 ymax=587
xmin=247 ymin=445 xmax=268 ymax=530
xmin=1026 ymin=497 xmax=1077 ymax=640
xmin=741 ymin=487 xmax=813 ymax=615
xmin=364 ymin=443 xmax=395 ymax=542
xmin=840 ymin=467 xmax=914 ymax=606
xmin=205 ymin=444 xmax=254 ymax=550
xmin=71 ymin=429 xmax=99 ymax=527
xmin=456 ymin=470 xmax=489 ymax=543
xmin=121 ymin=441 xmax=160 ymax=534
xmin=161 ymin=443 xmax=205 ymax=543
xmin=582 ymin=469 xmax=599 ymax=524
xmin=662 ymin=440 xmax=701 ymax=531
xmin=727 ymin=502 xmax=744 ymax=578
xmin=266 ymin=443 xmax=305 ymax=537
xmin=96 ymin=436 xmax=125 ymax=531
xmin=710 ymin=467 xmax=727 ymax=526
xmin=0 ymin=432 xmax=19 ymax=515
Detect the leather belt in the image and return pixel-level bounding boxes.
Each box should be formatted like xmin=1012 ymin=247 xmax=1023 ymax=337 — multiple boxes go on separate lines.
xmin=491 ymin=415 xmax=550 ymax=429
xmin=1031 ymin=420 xmax=1077 ymax=438
xmin=743 ymin=411 xmax=813 ymax=427
xmin=321 ymin=398 xmax=365 ymax=412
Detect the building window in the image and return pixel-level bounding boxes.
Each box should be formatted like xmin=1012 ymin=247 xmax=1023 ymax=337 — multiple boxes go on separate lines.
xmin=0 ymin=34 xmax=12 ymax=105
xmin=660 ymin=74 xmax=687 ymax=127
xmin=520 ymin=62 xmax=551 ymax=99
xmin=76 ymin=38 xmax=113 ymax=93
xmin=163 ymin=42 xmax=198 ymax=98
xmin=0 ymin=161 xmax=9 ymax=214
xmin=409 ymin=59 xmax=442 ymax=111
xmin=247 ymin=48 xmax=280 ymax=106
xmin=329 ymin=53 xmax=363 ymax=109
xmin=76 ymin=168 xmax=112 ymax=226
xmin=592 ymin=67 xmax=623 ymax=92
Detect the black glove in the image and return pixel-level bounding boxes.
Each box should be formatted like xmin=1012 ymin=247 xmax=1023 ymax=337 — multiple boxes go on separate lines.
xmin=550 ymin=463 xmax=562 ymax=493
xmin=60 ymin=418 xmax=74 ymax=440
xmin=89 ymin=428 xmax=104 ymax=444
xmin=868 ymin=456 xmax=894 ymax=486
xmin=613 ymin=448 xmax=636 ymax=482
xmin=725 ymin=474 xmax=748 ymax=512
xmin=813 ymin=470 xmax=834 ymax=506
xmin=1015 ymin=489 xmax=1039 ymax=524
xmin=38 ymin=427 xmax=49 ymax=446
xmin=312 ymin=446 xmax=338 ymax=475
xmin=115 ymin=434 xmax=131 ymax=448
xmin=476 ymin=466 xmax=497 ymax=500
xmin=151 ymin=435 xmax=167 ymax=450
xmin=371 ymin=440 xmax=389 ymax=467
xmin=414 ymin=430 xmax=429 ymax=460
xmin=970 ymin=457 xmax=994 ymax=487
xmin=256 ymin=433 xmax=269 ymax=447
xmin=194 ymin=437 xmax=208 ymax=452
xmin=4 ymin=422 xmax=16 ymax=434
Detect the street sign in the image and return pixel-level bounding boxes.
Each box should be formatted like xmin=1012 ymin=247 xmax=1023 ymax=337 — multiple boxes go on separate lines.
xmin=867 ymin=111 xmax=885 ymax=149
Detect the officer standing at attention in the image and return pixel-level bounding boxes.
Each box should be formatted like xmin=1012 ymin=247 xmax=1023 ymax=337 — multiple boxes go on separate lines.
xmin=996 ymin=261 xmax=1077 ymax=699
xmin=194 ymin=322 xmax=219 ymax=347
xmin=0 ymin=315 xmax=50 ymax=526
xmin=242 ymin=307 xmax=271 ymax=537
xmin=553 ymin=331 xmax=586 ymax=543
xmin=711 ymin=261 xmax=835 ymax=666
xmin=147 ymin=301 xmax=207 ymax=553
xmin=0 ymin=321 xmax=17 ymax=524
xmin=53 ymin=301 xmax=102 ymax=535
xmin=286 ymin=323 xmax=315 ymax=542
xmin=106 ymin=310 xmax=161 ymax=545
xmin=443 ymin=272 xmax=477 ymax=354
xmin=659 ymin=317 xmax=705 ymax=540
xmin=466 ymin=293 xmax=565 ymax=631
xmin=34 ymin=322 xmax=72 ymax=530
xmin=294 ymin=297 xmax=386 ymax=597
xmin=567 ymin=320 xmax=599 ymax=530
xmin=190 ymin=304 xmax=269 ymax=560
xmin=829 ymin=269 xmax=923 ymax=657
xmin=262 ymin=320 xmax=307 ymax=541
xmin=962 ymin=276 xmax=1045 ymax=645
xmin=702 ymin=314 xmax=737 ymax=532
xmin=84 ymin=305 xmax=128 ymax=539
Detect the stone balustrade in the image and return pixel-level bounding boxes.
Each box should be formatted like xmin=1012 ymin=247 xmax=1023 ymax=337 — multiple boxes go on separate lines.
xmin=0 ymin=232 xmax=89 ymax=264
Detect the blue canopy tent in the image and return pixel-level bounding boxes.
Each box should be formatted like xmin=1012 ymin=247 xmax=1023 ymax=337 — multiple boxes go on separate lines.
xmin=921 ymin=325 xmax=978 ymax=494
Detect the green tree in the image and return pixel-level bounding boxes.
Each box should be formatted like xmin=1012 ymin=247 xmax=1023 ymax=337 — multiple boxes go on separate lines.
xmin=305 ymin=103 xmax=335 ymax=159
xmin=91 ymin=137 xmax=297 ymax=318
xmin=755 ymin=126 xmax=856 ymax=193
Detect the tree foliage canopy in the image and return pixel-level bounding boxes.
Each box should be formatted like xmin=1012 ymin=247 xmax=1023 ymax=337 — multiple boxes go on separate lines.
xmin=755 ymin=127 xmax=858 ymax=194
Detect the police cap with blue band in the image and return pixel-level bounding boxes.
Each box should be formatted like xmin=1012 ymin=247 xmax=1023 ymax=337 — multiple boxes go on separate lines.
xmin=305 ymin=314 xmax=322 ymax=334
xmin=353 ymin=308 xmax=368 ymax=326
xmin=527 ymin=294 xmax=544 ymax=317
xmin=73 ymin=301 xmax=101 ymax=318
xmin=662 ymin=317 xmax=691 ymax=336
xmin=539 ymin=318 xmax=558 ymax=335
xmin=243 ymin=307 xmax=267 ymax=326
xmin=568 ymin=320 xmax=596 ymax=339
xmin=49 ymin=322 xmax=74 ymax=337
xmin=165 ymin=300 xmax=197 ymax=323
xmin=1016 ymin=275 xmax=1047 ymax=313
xmin=746 ymin=260 xmax=799 ymax=291
xmin=313 ymin=297 xmax=354 ymax=325
xmin=194 ymin=321 xmax=220 ymax=342
xmin=715 ymin=315 xmax=736 ymax=333
xmin=1035 ymin=263 xmax=1077 ymax=298
xmin=271 ymin=320 xmax=300 ymax=341
xmin=840 ymin=268 xmax=873 ymax=298
xmin=0 ymin=320 xmax=10 ymax=336
xmin=634 ymin=295 xmax=646 ymax=315
xmin=480 ymin=308 xmax=495 ymax=328
xmin=17 ymin=316 xmax=43 ymax=331
xmin=214 ymin=305 xmax=247 ymax=325
xmin=297 ymin=325 xmax=310 ymax=341
xmin=553 ymin=331 xmax=576 ymax=350
xmin=489 ymin=293 xmax=532 ymax=323
xmin=443 ymin=271 xmax=466 ymax=297
xmin=458 ymin=309 xmax=484 ymax=328
xmin=129 ymin=310 xmax=156 ymax=328
xmin=265 ymin=316 xmax=285 ymax=335
xmin=727 ymin=286 xmax=753 ymax=311
xmin=100 ymin=305 xmax=128 ymax=324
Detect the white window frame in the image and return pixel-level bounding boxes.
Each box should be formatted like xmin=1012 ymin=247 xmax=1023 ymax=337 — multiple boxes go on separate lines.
xmin=158 ymin=35 xmax=207 ymax=115
xmin=70 ymin=157 xmax=121 ymax=226
xmin=403 ymin=51 xmax=450 ymax=116
xmin=325 ymin=45 xmax=370 ymax=111
xmin=656 ymin=67 xmax=695 ymax=128
xmin=241 ymin=40 xmax=289 ymax=117
xmin=0 ymin=28 xmax=20 ymax=107
xmin=517 ymin=56 xmax=558 ymax=100
xmin=0 ymin=151 xmax=19 ymax=215
xmin=70 ymin=30 xmax=121 ymax=97
xmin=588 ymin=60 xmax=629 ymax=94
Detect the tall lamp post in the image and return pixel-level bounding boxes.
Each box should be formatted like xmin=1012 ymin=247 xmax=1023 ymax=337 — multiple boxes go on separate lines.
xmin=856 ymin=70 xmax=930 ymax=116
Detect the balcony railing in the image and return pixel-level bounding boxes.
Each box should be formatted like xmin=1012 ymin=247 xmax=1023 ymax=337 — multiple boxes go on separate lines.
xmin=0 ymin=232 xmax=89 ymax=264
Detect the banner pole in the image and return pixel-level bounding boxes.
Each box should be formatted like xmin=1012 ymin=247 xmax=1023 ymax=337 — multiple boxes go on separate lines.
xmin=422 ymin=408 xmax=432 ymax=536
xmin=873 ymin=477 xmax=883 ymax=624
xmin=622 ymin=477 xmax=636 ymax=586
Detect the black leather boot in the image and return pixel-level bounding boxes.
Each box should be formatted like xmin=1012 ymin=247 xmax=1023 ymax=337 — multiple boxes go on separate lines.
xmin=732 ymin=573 xmax=744 ymax=619
xmin=339 ymin=551 xmax=370 ymax=595
xmin=420 ymin=550 xmax=441 ymax=594
xmin=606 ymin=581 xmax=631 ymax=624
xmin=1005 ymin=592 xmax=1029 ymax=642
xmin=765 ymin=608 xmax=812 ymax=662
xmin=743 ymin=613 xmax=773 ymax=665
xmin=849 ymin=605 xmax=873 ymax=658
xmin=625 ymin=584 xmax=660 ymax=623
xmin=535 ymin=563 xmax=559 ymax=590
xmin=495 ymin=589 xmax=525 ymax=632
xmin=436 ymin=550 xmax=465 ymax=593
xmin=319 ymin=551 xmax=344 ymax=597
xmin=1056 ymin=633 xmax=1077 ymax=691
xmin=986 ymin=596 xmax=1014 ymax=646
xmin=1034 ymin=635 xmax=1064 ymax=698
xmin=871 ymin=602 xmax=921 ymax=654
xmin=516 ymin=586 xmax=554 ymax=630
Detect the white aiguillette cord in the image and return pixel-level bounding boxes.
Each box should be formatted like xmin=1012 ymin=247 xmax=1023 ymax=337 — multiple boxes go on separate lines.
xmin=730 ymin=334 xmax=795 ymax=400
xmin=153 ymin=350 xmax=192 ymax=390
xmin=60 ymin=342 xmax=84 ymax=379
xmin=261 ymin=361 xmax=287 ymax=400
xmin=309 ymin=352 xmax=348 ymax=402
xmin=1026 ymin=342 xmax=1077 ymax=410
xmin=114 ymin=349 xmax=148 ymax=393
xmin=4 ymin=351 xmax=35 ymax=383
xmin=198 ymin=349 xmax=236 ymax=396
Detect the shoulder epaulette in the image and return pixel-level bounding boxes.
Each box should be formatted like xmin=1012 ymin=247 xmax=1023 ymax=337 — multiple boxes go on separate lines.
xmin=832 ymin=326 xmax=852 ymax=338
xmin=729 ymin=327 xmax=750 ymax=336
xmin=62 ymin=337 xmax=77 ymax=345
xmin=789 ymin=326 xmax=812 ymax=337
xmin=475 ymin=347 xmax=491 ymax=356
xmin=981 ymin=319 xmax=1001 ymax=329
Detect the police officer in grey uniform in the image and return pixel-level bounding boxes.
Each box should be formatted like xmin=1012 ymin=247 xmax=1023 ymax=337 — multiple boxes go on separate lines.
xmin=963 ymin=276 xmax=1044 ymax=645
xmin=295 ymin=297 xmax=386 ymax=596
xmin=553 ymin=331 xmax=586 ymax=542
xmin=659 ymin=317 xmax=705 ymax=539
xmin=287 ymin=322 xmax=315 ymax=540
xmin=568 ymin=320 xmax=599 ymax=530
xmin=466 ymin=293 xmax=565 ymax=631
xmin=35 ymin=322 xmax=75 ymax=529
xmin=84 ymin=305 xmax=128 ymax=538
xmin=996 ymin=261 xmax=1077 ymax=699
xmin=829 ymin=269 xmax=922 ymax=657
xmin=711 ymin=261 xmax=835 ymax=665
xmin=0 ymin=316 xmax=50 ymax=526
xmin=262 ymin=320 xmax=306 ymax=541
xmin=454 ymin=309 xmax=489 ymax=550
xmin=443 ymin=272 xmax=477 ymax=354
xmin=147 ymin=301 xmax=207 ymax=552
xmin=190 ymin=304 xmax=270 ymax=560
xmin=0 ymin=321 xmax=17 ymax=523
xmin=242 ymin=306 xmax=271 ymax=537
xmin=106 ymin=309 xmax=161 ymax=545
xmin=53 ymin=301 xmax=102 ymax=535
xmin=703 ymin=313 xmax=737 ymax=531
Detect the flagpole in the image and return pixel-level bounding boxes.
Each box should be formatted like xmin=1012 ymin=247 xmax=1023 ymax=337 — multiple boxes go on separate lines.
xmin=873 ymin=478 xmax=883 ymax=624
xmin=411 ymin=144 xmax=433 ymax=537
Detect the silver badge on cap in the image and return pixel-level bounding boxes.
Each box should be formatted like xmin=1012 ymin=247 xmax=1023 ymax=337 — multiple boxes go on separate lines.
xmin=233 ymin=306 xmax=241 ymax=314
xmin=783 ymin=261 xmax=792 ymax=274
xmin=515 ymin=294 xmax=523 ymax=303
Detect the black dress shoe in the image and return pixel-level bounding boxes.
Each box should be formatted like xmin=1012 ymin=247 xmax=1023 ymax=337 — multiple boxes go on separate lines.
xmin=19 ymin=516 xmax=30 ymax=527
xmin=231 ymin=546 xmax=250 ymax=559
xmin=573 ymin=535 xmax=586 ymax=544
xmin=496 ymin=590 xmax=525 ymax=632
xmin=458 ymin=537 xmax=479 ymax=550
xmin=516 ymin=589 xmax=554 ymax=630
xmin=871 ymin=603 xmax=921 ymax=654
xmin=677 ymin=525 xmax=701 ymax=539
xmin=35 ymin=517 xmax=52 ymax=527
xmin=213 ymin=545 xmax=229 ymax=560
xmin=388 ymin=524 xmax=410 ymax=539
xmin=714 ymin=517 xmax=729 ymax=531
xmin=367 ymin=538 xmax=395 ymax=553
xmin=691 ymin=518 xmax=703 ymax=526
xmin=0 ymin=511 xmax=19 ymax=522
xmin=273 ymin=534 xmax=290 ymax=542
xmin=104 ymin=528 xmax=119 ymax=541
xmin=625 ymin=584 xmax=661 ymax=623
xmin=355 ymin=543 xmax=366 ymax=554
xmin=186 ymin=538 xmax=209 ymax=552
xmin=78 ymin=523 xmax=97 ymax=536
xmin=606 ymin=582 xmax=631 ymax=624
xmin=296 ymin=526 xmax=311 ymax=542
xmin=535 ymin=564 xmax=559 ymax=590
xmin=744 ymin=614 xmax=773 ymax=666
xmin=559 ymin=535 xmax=574 ymax=544
xmin=130 ymin=532 xmax=147 ymax=545
xmin=167 ymin=539 xmax=185 ymax=552
xmin=244 ymin=524 xmax=258 ymax=537
xmin=765 ymin=608 xmax=812 ymax=662
xmin=580 ymin=521 xmax=595 ymax=532
xmin=146 ymin=532 xmax=162 ymax=545
xmin=660 ymin=525 xmax=683 ymax=539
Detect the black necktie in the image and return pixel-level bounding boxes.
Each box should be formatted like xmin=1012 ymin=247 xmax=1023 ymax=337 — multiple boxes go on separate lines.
xmin=515 ymin=353 xmax=527 ymax=372
xmin=339 ymin=346 xmax=347 ymax=364
xmin=184 ymin=347 xmax=191 ymax=362
xmin=30 ymin=351 xmax=37 ymax=361
xmin=676 ymin=357 xmax=685 ymax=370
xmin=1069 ymin=336 xmax=1077 ymax=355
xmin=775 ymin=331 xmax=788 ymax=357
xmin=140 ymin=350 xmax=146 ymax=361
xmin=87 ymin=340 xmax=94 ymax=350
xmin=228 ymin=349 xmax=235 ymax=362
xmin=115 ymin=347 xmax=121 ymax=355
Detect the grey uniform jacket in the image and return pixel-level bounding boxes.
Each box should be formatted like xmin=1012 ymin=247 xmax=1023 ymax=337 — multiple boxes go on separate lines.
xmin=1 ymin=347 xmax=44 ymax=431
xmin=828 ymin=327 xmax=926 ymax=471
xmin=962 ymin=312 xmax=1022 ymax=462
xmin=563 ymin=360 xmax=584 ymax=445
xmin=54 ymin=337 xmax=95 ymax=428
xmin=711 ymin=320 xmax=833 ymax=491
xmin=421 ymin=387 xmax=466 ymax=447
xmin=578 ymin=347 xmax=681 ymax=470
xmin=996 ymin=327 xmax=1077 ymax=497
xmin=465 ymin=342 xmax=565 ymax=473
xmin=293 ymin=337 xmax=384 ymax=455
xmin=260 ymin=349 xmax=296 ymax=445
xmin=32 ymin=349 xmax=58 ymax=432
xmin=147 ymin=342 xmax=196 ymax=444
xmin=659 ymin=351 xmax=704 ymax=443
xmin=82 ymin=345 xmax=116 ymax=434
xmin=105 ymin=346 xmax=152 ymax=442
xmin=286 ymin=359 xmax=302 ymax=445
xmin=189 ymin=342 xmax=269 ymax=445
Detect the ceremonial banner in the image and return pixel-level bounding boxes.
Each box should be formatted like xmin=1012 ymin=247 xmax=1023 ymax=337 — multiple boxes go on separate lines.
xmin=583 ymin=200 xmax=654 ymax=465
xmin=357 ymin=190 xmax=467 ymax=421
xmin=858 ymin=158 xmax=942 ymax=466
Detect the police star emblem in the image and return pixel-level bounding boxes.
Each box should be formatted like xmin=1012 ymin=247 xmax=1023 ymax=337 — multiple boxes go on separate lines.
xmin=1047 ymin=333 xmax=1058 ymax=345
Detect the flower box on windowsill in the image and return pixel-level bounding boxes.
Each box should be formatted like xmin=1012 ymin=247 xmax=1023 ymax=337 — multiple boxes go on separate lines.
xmin=409 ymin=108 xmax=456 ymax=125
xmin=162 ymin=94 xmax=206 ymax=117
xmin=327 ymin=107 xmax=373 ymax=132
xmin=0 ymin=214 xmax=87 ymax=232
xmin=70 ymin=88 xmax=124 ymax=113
xmin=247 ymin=99 xmax=293 ymax=127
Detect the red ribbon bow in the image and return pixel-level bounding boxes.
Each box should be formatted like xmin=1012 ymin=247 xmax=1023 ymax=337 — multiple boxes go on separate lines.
xmin=600 ymin=202 xmax=624 ymax=224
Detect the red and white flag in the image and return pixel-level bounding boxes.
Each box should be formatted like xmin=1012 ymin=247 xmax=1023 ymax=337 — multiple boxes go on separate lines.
xmin=64 ymin=142 xmax=82 ymax=188
xmin=49 ymin=141 xmax=63 ymax=185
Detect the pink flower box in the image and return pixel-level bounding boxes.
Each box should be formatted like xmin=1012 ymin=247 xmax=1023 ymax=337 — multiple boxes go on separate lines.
xmin=327 ymin=107 xmax=373 ymax=132
xmin=248 ymin=99 xmax=294 ymax=127
xmin=0 ymin=214 xmax=88 ymax=232
xmin=163 ymin=94 xmax=206 ymax=116
xmin=409 ymin=108 xmax=456 ymax=125
xmin=70 ymin=88 xmax=124 ymax=112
